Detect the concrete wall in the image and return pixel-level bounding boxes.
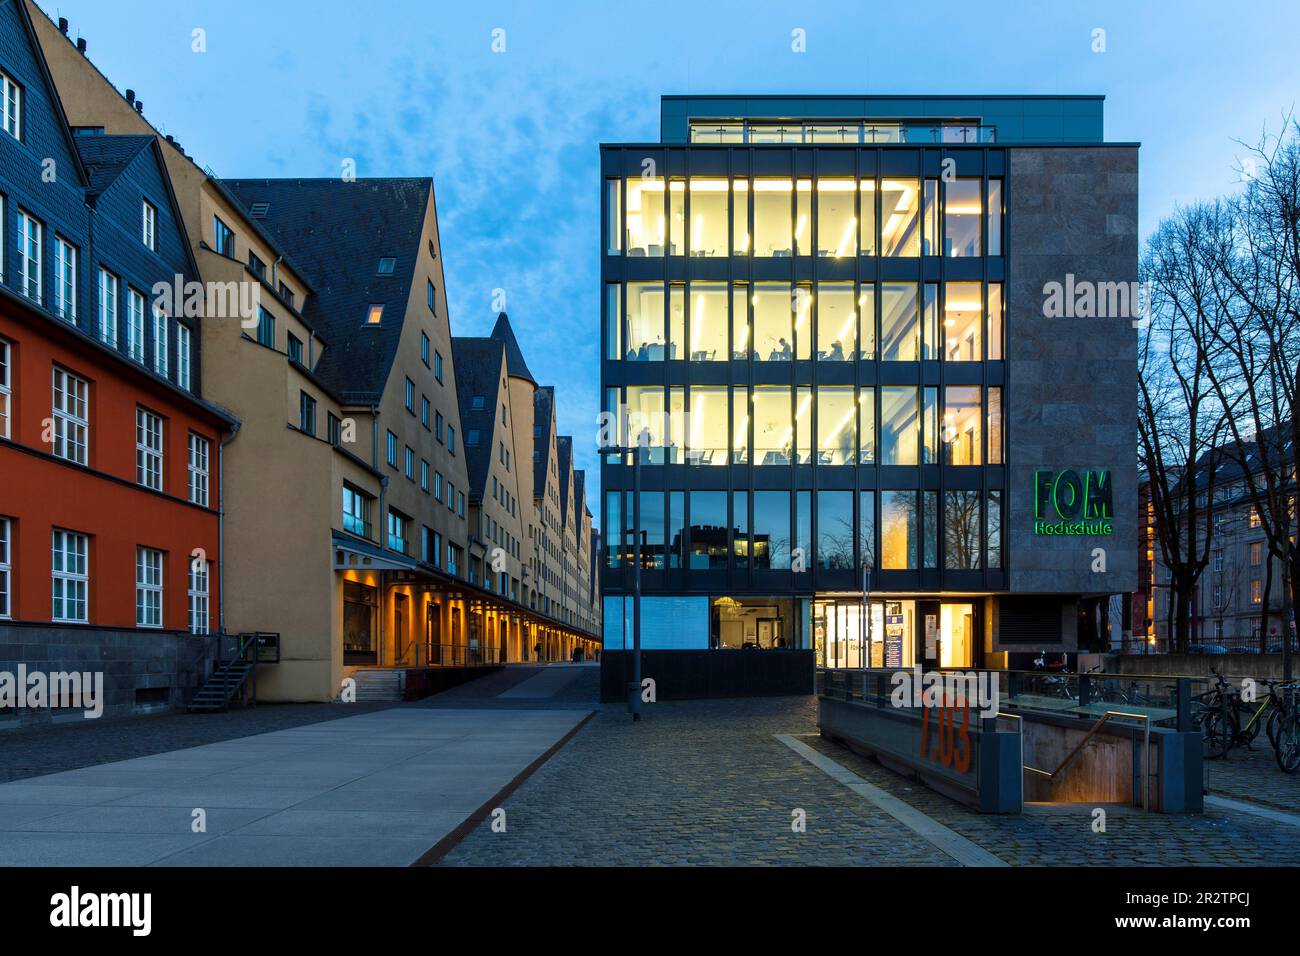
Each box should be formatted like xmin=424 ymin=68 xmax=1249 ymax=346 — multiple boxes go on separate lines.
xmin=0 ymin=624 xmax=209 ymax=724
xmin=1006 ymin=146 xmax=1140 ymax=597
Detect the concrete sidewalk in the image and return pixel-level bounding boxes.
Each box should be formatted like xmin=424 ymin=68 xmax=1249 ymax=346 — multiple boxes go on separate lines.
xmin=0 ymin=707 xmax=590 ymax=867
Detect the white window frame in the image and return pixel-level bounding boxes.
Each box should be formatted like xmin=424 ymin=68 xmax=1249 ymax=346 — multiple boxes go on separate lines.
xmin=1 ymin=69 xmax=20 ymax=141
xmin=18 ymin=209 xmax=41 ymax=304
xmin=51 ymin=529 xmax=88 ymax=623
xmin=142 ymin=200 xmax=157 ymax=250
xmin=51 ymin=366 xmax=88 ymax=465
xmin=54 ymin=236 xmax=76 ymax=321
xmin=153 ymin=306 xmax=168 ymax=376
xmin=188 ymin=558 xmax=209 ymax=635
xmin=135 ymin=407 xmax=163 ymax=491
xmin=127 ymin=289 xmax=146 ymax=362
xmin=135 ymin=546 xmax=163 ymax=628
xmin=177 ymin=323 xmax=191 ymax=390
xmin=0 ymin=338 xmax=10 ymax=441
xmin=0 ymin=516 xmax=10 ymax=619
xmin=98 ymin=268 xmax=118 ymax=345
xmin=188 ymin=433 xmax=210 ymax=506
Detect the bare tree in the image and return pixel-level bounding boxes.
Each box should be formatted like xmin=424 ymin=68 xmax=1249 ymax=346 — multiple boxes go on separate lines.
xmin=1199 ymin=117 xmax=1300 ymax=677
xmin=1138 ymin=205 xmax=1231 ymax=653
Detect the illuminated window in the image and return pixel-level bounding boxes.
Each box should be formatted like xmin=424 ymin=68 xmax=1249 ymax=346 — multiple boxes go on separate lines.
xmin=944 ymin=281 xmax=983 ymax=361
xmin=688 ymin=281 xmax=727 ymax=361
xmin=366 ymin=304 xmax=384 ymax=325
xmin=880 ymin=387 xmax=918 ymax=466
xmin=688 ymin=179 xmax=728 ymax=257
xmin=881 ymin=283 xmax=918 ymax=361
xmin=625 ymin=281 xmax=666 ymax=360
xmin=943 ymin=387 xmax=983 ymax=466
xmin=881 ymin=491 xmax=918 ymax=570
xmin=752 ymin=386 xmax=791 ymax=465
xmin=753 ymin=179 xmax=793 ymax=256
xmin=731 ymin=387 xmax=750 ymax=464
xmin=753 ymin=282 xmax=793 ymax=361
xmin=625 ymin=177 xmax=665 ymax=256
xmin=816 ymin=282 xmax=856 ymax=361
xmin=816 ymin=386 xmax=855 ymax=466
xmin=732 ymin=180 xmax=749 ymax=255
xmin=988 ymin=283 xmax=1004 ymax=360
xmin=816 ymin=179 xmax=856 ymax=257
xmin=858 ymin=388 xmax=875 ymax=464
xmin=859 ymin=180 xmax=876 ymax=256
xmin=881 ymin=179 xmax=920 ymax=257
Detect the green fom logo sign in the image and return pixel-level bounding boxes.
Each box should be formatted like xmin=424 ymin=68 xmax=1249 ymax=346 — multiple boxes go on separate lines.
xmin=1033 ymin=469 xmax=1113 ymax=536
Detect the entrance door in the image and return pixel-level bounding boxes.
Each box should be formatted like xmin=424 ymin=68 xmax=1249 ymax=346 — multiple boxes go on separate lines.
xmin=939 ymin=602 xmax=975 ymax=668
xmin=394 ymin=593 xmax=409 ymax=665
xmin=426 ymin=601 xmax=441 ymax=665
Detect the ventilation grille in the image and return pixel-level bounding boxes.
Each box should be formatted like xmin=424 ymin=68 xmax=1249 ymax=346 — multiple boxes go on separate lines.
xmin=999 ymin=597 xmax=1063 ymax=644
xmin=249 ymin=202 xmax=270 ymax=219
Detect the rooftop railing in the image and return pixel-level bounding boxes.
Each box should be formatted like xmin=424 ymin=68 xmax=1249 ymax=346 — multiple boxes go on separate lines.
xmin=688 ymin=121 xmax=998 ymax=145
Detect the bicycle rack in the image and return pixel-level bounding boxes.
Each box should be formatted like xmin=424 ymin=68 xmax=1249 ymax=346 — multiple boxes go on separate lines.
xmin=1022 ymin=709 xmax=1152 ymax=812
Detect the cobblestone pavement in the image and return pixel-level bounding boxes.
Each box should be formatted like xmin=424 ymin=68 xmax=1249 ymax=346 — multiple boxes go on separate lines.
xmin=1204 ymin=742 xmax=1300 ymax=813
xmin=444 ymin=674 xmax=1300 ymax=867
xmin=0 ymin=701 xmax=398 ymax=785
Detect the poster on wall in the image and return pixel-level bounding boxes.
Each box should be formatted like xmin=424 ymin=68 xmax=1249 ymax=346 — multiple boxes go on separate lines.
xmin=885 ymin=602 xmax=904 ymax=668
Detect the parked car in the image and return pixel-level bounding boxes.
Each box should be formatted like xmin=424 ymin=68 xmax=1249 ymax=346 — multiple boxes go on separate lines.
xmin=1188 ymin=644 xmax=1230 ymax=655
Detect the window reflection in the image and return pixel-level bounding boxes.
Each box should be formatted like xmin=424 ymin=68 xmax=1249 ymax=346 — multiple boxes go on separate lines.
xmin=988 ymin=283 xmax=1003 ymax=360
xmin=945 ymin=179 xmax=982 ymax=257
xmin=625 ymin=386 xmax=666 ymax=463
xmin=733 ymin=491 xmax=749 ymax=569
xmin=881 ymin=490 xmax=918 ymax=570
xmin=988 ymin=386 xmax=1003 ymax=465
xmin=817 ymin=491 xmax=853 ymax=570
xmin=944 ymin=490 xmax=982 ymax=570
xmin=625 ymin=177 xmax=665 ymax=256
xmin=881 ymin=386 xmax=918 ymax=466
xmin=944 ymin=281 xmax=983 ymax=361
xmin=754 ymin=491 xmax=791 ymax=570
xmin=689 ymin=490 xmax=728 ymax=569
xmin=881 ymin=283 xmax=918 ymax=361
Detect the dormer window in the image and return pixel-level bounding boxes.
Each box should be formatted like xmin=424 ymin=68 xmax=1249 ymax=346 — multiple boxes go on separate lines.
xmin=142 ymin=201 xmax=157 ymax=250
xmin=377 ymin=257 xmax=396 ymax=275
xmin=366 ymin=304 xmax=384 ymax=325
xmin=1 ymin=70 xmax=21 ymax=141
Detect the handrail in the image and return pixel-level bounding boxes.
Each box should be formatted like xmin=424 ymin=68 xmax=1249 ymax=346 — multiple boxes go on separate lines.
xmin=1024 ymin=709 xmax=1151 ymax=811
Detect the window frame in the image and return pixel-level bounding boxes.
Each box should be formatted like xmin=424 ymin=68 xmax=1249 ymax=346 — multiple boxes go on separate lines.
xmin=52 ymin=366 xmax=89 ymax=466
xmin=51 ymin=528 xmax=89 ymax=624
xmin=135 ymin=406 xmax=164 ymax=491
xmin=188 ymin=557 xmax=210 ymax=635
xmin=187 ymin=433 xmax=210 ymax=506
xmin=135 ymin=546 xmax=163 ymax=628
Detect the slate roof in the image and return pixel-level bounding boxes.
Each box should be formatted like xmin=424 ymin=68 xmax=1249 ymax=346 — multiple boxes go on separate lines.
xmin=534 ymin=386 xmax=555 ymax=500
xmin=222 ymin=177 xmax=433 ymax=402
xmin=574 ymin=470 xmax=587 ymax=523
xmin=73 ymin=134 xmax=154 ymax=197
xmin=490 ymin=312 xmax=536 ymax=385
xmin=557 ymin=436 xmax=573 ymax=526
xmin=451 ymin=336 xmax=506 ymax=500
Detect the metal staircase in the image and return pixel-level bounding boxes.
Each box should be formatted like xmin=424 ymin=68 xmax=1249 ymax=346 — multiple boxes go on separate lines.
xmin=187 ymin=632 xmax=278 ymax=713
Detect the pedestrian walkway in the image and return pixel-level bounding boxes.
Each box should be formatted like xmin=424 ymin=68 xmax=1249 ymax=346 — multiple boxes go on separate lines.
xmin=496 ymin=663 xmax=595 ymax=699
xmin=0 ymin=707 xmax=590 ymax=867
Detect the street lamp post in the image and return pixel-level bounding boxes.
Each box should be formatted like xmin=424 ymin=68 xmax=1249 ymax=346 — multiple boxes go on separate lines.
xmin=600 ymin=440 xmax=643 ymax=721
xmin=861 ymin=560 xmax=872 ymax=673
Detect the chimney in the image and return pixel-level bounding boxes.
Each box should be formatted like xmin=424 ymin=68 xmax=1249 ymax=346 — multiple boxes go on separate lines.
xmin=76 ymin=37 xmax=87 ymax=54
xmin=58 ymin=17 xmax=68 ymax=34
xmin=135 ymin=101 xmax=143 ymax=114
xmin=125 ymin=89 xmax=135 ymax=106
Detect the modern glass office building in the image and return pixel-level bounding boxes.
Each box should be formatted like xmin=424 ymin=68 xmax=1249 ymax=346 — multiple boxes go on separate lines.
xmin=600 ymin=96 xmax=1139 ymax=698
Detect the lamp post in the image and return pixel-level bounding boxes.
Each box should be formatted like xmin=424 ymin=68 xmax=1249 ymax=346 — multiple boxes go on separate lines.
xmin=861 ymin=560 xmax=872 ymax=672
xmin=599 ymin=439 xmax=643 ymax=721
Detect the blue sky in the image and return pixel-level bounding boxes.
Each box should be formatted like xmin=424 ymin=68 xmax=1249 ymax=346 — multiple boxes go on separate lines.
xmin=36 ymin=0 xmax=1300 ymax=510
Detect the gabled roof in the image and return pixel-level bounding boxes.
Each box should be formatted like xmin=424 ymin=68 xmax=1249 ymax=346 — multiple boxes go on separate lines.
xmin=574 ymin=469 xmax=589 ymax=522
xmin=9 ymin=0 xmax=89 ymax=189
xmin=73 ymin=134 xmax=153 ymax=197
xmin=533 ymin=386 xmax=555 ymax=499
xmin=451 ymin=336 xmax=506 ymax=500
xmin=557 ymin=435 xmax=573 ymax=526
xmin=490 ymin=312 xmax=536 ymax=386
xmin=222 ymin=177 xmax=433 ymax=402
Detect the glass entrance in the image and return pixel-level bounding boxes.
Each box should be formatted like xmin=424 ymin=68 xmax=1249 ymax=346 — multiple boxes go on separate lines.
xmin=814 ymin=599 xmax=915 ymax=668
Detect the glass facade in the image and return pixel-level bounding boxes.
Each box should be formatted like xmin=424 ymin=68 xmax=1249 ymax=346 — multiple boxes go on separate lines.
xmin=601 ymin=131 xmax=1009 ymax=651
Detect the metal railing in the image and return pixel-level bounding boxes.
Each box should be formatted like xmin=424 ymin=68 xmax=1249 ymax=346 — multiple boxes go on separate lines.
xmin=1022 ymin=709 xmax=1152 ymax=812
xmin=389 ymin=643 xmax=506 ymax=668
